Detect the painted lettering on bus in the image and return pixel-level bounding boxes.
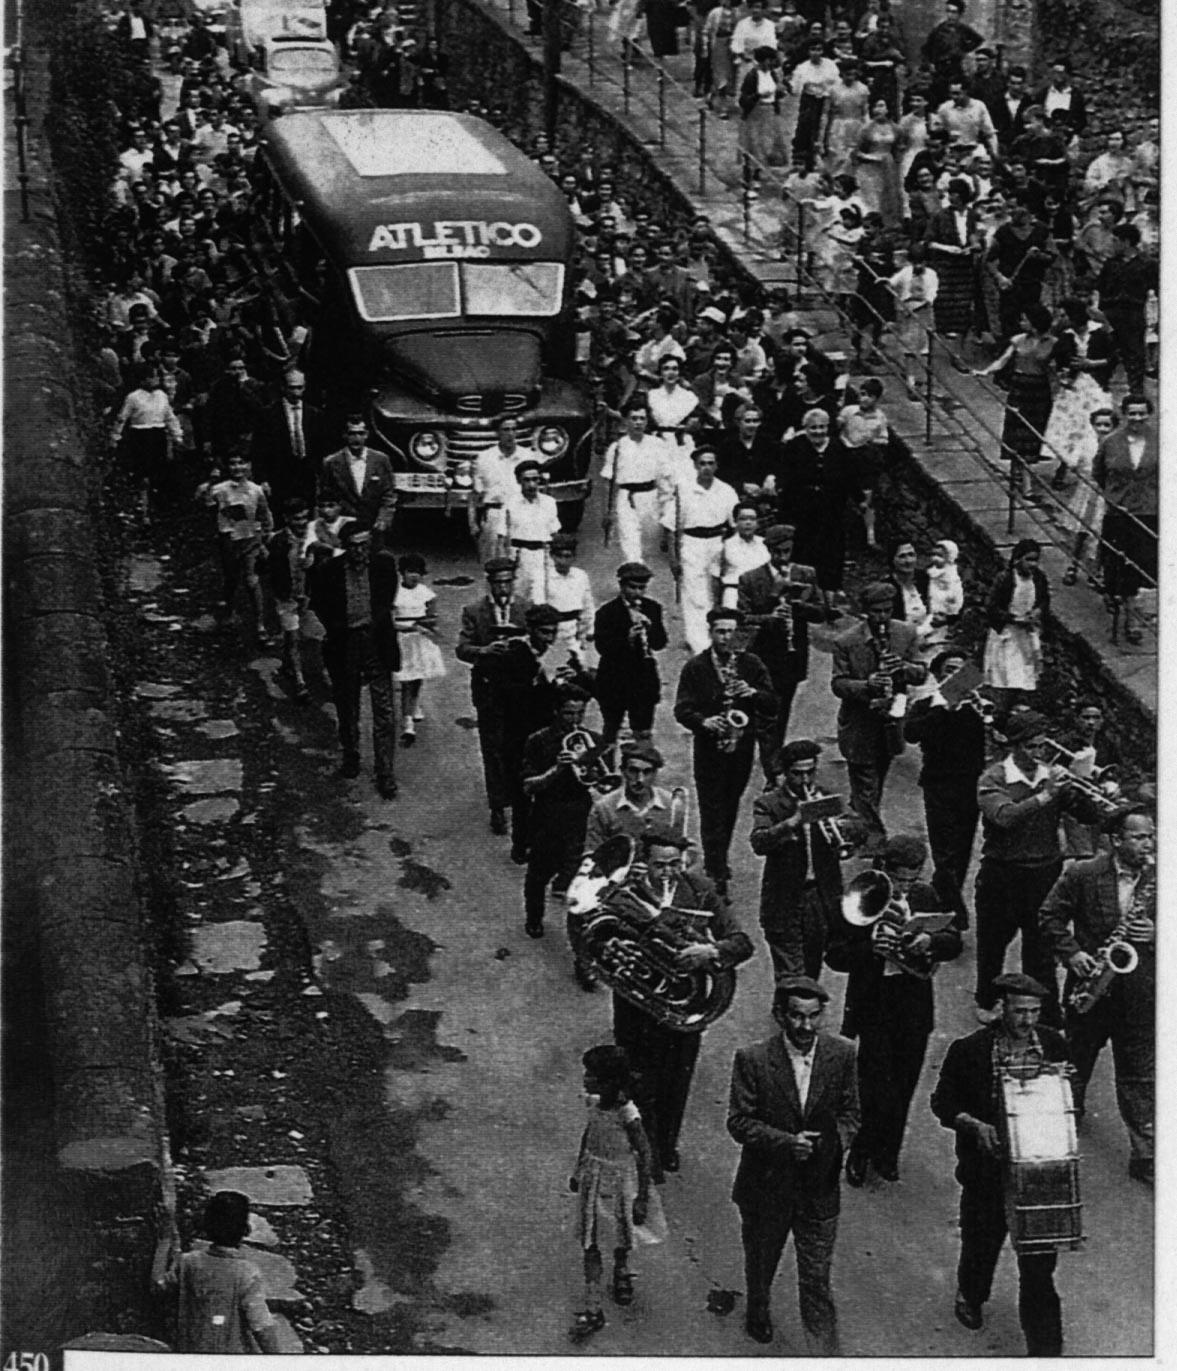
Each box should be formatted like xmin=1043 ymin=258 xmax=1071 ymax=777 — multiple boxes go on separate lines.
xmin=367 ymin=221 xmax=544 ymax=253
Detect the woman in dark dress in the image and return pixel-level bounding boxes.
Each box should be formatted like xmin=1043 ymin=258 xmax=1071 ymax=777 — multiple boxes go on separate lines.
xmin=923 ymin=176 xmax=981 ymax=338
xmin=1092 ymin=393 xmax=1157 ymax=645
xmin=972 ymin=302 xmax=1056 ymax=500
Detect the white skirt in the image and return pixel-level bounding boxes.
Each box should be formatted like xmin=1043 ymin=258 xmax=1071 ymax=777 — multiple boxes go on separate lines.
xmin=983 ymin=625 xmax=1041 ymax=692
xmin=394 ymin=629 xmax=447 ymax=683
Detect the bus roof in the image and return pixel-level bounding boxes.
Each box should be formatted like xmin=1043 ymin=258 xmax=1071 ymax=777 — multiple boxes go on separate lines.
xmin=261 ymin=110 xmax=574 ymax=265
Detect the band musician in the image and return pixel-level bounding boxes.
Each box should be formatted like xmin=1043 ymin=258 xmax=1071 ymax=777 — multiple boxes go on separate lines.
xmin=1038 ymin=807 xmax=1155 ymax=1184
xmin=831 ymin=581 xmax=927 ymax=854
xmin=826 ymin=834 xmax=960 ymax=1186
xmin=737 ymin=524 xmax=826 ymax=773
xmin=674 ymin=607 xmax=778 ymax=900
xmin=749 ymin=739 xmax=845 ymax=982
xmin=593 ymin=562 xmax=668 ymax=745
xmin=931 ymin=973 xmax=1068 ymax=1356
xmin=612 ymin=826 xmax=754 ymax=1180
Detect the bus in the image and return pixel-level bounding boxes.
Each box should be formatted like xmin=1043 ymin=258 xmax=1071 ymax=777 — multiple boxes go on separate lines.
xmin=250 ymin=109 xmax=594 ymax=521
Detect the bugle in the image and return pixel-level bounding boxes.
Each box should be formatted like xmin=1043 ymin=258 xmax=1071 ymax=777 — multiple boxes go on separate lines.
xmin=1039 ymin=739 xmax=1124 ymax=817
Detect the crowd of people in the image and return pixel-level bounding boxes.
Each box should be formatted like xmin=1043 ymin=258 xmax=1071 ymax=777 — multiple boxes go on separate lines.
xmin=92 ymin=0 xmax=1156 ymax=1357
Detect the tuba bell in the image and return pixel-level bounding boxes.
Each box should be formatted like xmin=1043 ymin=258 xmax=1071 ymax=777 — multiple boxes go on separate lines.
xmin=567 ymin=836 xmax=736 ymax=1032
xmin=841 ymin=870 xmax=936 ymax=979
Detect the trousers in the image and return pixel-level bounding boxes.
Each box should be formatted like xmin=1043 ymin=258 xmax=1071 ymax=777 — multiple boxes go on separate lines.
xmin=921 ymin=776 xmax=980 ymax=923
xmin=958 ymin=1181 xmax=1061 ymax=1355
xmin=679 ymin=534 xmax=723 ymax=654
xmin=843 ymin=736 xmax=894 ymax=851
xmin=740 ymin=1205 xmax=840 ymax=1355
xmin=1064 ymin=971 xmax=1153 ymax=1160
xmin=792 ymin=93 xmax=825 ymax=168
xmin=758 ymin=677 xmax=801 ymax=776
xmin=693 ymin=737 xmax=755 ymax=881
xmin=763 ymin=883 xmax=828 ymax=982
xmin=321 ymin=629 xmax=396 ymax=784
xmin=524 ymin=819 xmax=588 ymax=923
xmin=613 ymin=995 xmax=701 ymax=1169
xmin=613 ymin=488 xmax=660 ymax=566
xmin=974 ymin=859 xmax=1062 ymax=1024
xmin=848 ymin=986 xmax=929 ymax=1172
xmin=474 ymin=698 xmax=509 ymax=811
xmin=1101 ymin=305 xmax=1146 ymax=392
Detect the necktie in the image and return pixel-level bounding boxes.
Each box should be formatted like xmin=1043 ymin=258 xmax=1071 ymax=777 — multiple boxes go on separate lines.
xmin=289 ymin=404 xmax=305 ymax=460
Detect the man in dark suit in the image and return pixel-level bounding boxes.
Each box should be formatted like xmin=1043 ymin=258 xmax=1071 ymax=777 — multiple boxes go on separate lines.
xmin=593 ymin=562 xmax=669 ymax=744
xmin=775 ymin=408 xmax=864 ymax=597
xmin=826 ymin=835 xmax=960 ymax=1186
xmin=455 ymin=558 xmax=530 ymax=837
xmin=830 ymin=582 xmax=926 ymax=854
xmin=317 ymin=415 xmax=397 ymax=542
xmin=736 ymin=524 xmax=825 ymax=773
xmin=749 ymin=739 xmax=845 ymax=982
xmin=727 ymin=975 xmax=859 ymax=1350
xmin=1033 ymin=57 xmax=1088 ymax=137
xmin=250 ymin=370 xmax=329 ymax=518
xmin=614 ymin=826 xmax=754 ymax=1179
xmin=1038 ymin=808 xmax=1155 ymax=1183
xmin=674 ymin=607 xmax=777 ymax=899
xmin=930 ymin=972 xmax=1069 ymax=1355
xmin=306 ymin=522 xmax=399 ymax=797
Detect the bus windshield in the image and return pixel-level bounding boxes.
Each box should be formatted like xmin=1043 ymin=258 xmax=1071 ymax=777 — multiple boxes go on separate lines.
xmin=348 ymin=262 xmax=564 ymax=323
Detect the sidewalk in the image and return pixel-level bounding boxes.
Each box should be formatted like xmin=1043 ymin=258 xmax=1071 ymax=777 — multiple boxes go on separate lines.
xmin=485 ymin=0 xmax=1157 ymax=718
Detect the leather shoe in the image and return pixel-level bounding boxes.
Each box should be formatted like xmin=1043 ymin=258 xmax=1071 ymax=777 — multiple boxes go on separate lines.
xmin=845 ymin=1152 xmax=868 ymax=1187
xmin=954 ymin=1292 xmax=983 ymax=1331
xmin=510 ymin=844 xmax=529 ymax=866
xmin=524 ymin=918 xmax=544 ymax=939
xmin=661 ymin=1149 xmax=681 ymax=1173
xmin=875 ymin=1160 xmax=899 ymax=1183
xmin=377 ymin=779 xmax=398 ymax=800
xmin=338 ymin=756 xmax=361 ymax=780
xmin=745 ymin=1313 xmax=773 ymax=1344
xmin=490 ymin=807 xmax=508 ymax=835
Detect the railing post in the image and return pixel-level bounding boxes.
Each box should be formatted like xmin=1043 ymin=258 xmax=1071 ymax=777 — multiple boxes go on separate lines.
xmin=924 ymin=329 xmax=935 ymax=446
xmin=1008 ymin=450 xmax=1018 ymax=535
xmin=795 ymin=200 xmax=805 ymax=297
xmin=658 ymin=63 xmax=666 ymax=149
xmin=698 ymin=107 xmax=706 ymax=195
xmin=586 ymin=7 xmax=595 ymax=84
xmin=623 ymin=41 xmax=631 ymax=113
xmin=742 ymin=175 xmax=751 ymax=243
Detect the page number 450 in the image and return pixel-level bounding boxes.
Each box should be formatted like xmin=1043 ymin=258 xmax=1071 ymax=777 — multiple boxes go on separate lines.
xmin=4 ymin=1354 xmax=49 ymax=1371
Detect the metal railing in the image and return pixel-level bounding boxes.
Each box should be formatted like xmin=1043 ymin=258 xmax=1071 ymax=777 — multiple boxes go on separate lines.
xmin=480 ymin=0 xmax=1158 ymax=636
xmin=11 ymin=0 xmax=32 ymax=221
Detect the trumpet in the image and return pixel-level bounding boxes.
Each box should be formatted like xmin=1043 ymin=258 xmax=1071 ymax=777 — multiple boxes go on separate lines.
xmin=841 ymin=870 xmax=936 ymax=979
xmin=563 ymin=730 xmax=622 ymax=794
xmin=1039 ymin=738 xmax=1124 ymax=816
xmin=800 ymin=783 xmax=855 ymax=860
xmin=956 ymin=688 xmax=997 ymax=724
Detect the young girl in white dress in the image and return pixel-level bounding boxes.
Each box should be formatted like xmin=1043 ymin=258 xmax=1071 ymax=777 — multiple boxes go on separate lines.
xmin=392 ymin=554 xmax=446 ymax=746
xmin=568 ymin=1044 xmax=665 ymax=1342
xmin=923 ymin=538 xmax=964 ymax=658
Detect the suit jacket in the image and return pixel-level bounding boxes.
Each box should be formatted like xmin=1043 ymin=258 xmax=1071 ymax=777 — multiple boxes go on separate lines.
xmin=903 ymin=694 xmax=987 ymax=786
xmin=930 ymin=1024 xmax=1069 ymax=1188
xmin=1092 ymin=427 xmax=1159 ymax=519
xmin=594 ymin=595 xmax=668 ymax=705
xmin=887 ymin=571 xmax=930 ymax=624
xmin=250 ymin=400 xmax=329 ymax=508
xmin=318 ymin=446 xmax=397 ymax=531
xmin=1038 ymin=849 xmax=1154 ymax=966
xmin=455 ymin=595 xmax=529 ymax=707
xmin=305 ymin=548 xmax=400 ymax=673
xmin=825 ymin=879 xmax=961 ymax=1037
xmin=830 ymin=618 xmax=926 ymax=763
xmin=737 ymin=561 xmax=823 ymax=684
xmin=1032 ymin=83 xmax=1088 ymax=136
xmin=728 ymin=1032 xmax=860 ymax=1218
xmin=673 ymin=650 xmax=778 ymax=757
xmin=750 ymin=784 xmax=843 ymax=928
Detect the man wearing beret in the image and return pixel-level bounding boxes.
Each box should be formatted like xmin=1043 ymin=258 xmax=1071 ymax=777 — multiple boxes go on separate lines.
xmin=504 ymin=459 xmax=562 ymax=605
xmin=831 ymin=581 xmax=927 ymax=854
xmin=456 ymin=559 xmax=530 ymax=836
xmin=675 ymin=607 xmax=778 ymax=900
xmin=617 ymin=826 xmax=753 ymax=1178
xmin=826 ymin=835 xmax=960 ymax=1185
xmin=594 ymin=563 xmax=669 ymax=745
xmin=727 ymin=975 xmax=859 ymax=1350
xmin=931 ymin=972 xmax=1069 ymax=1355
xmin=737 ymin=525 xmax=826 ymax=773
xmin=974 ymin=710 xmax=1106 ymax=1027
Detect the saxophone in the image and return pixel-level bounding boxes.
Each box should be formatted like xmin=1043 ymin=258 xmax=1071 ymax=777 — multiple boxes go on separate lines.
xmin=1068 ymin=863 xmax=1153 ymax=1014
xmin=714 ymin=653 xmax=749 ymax=754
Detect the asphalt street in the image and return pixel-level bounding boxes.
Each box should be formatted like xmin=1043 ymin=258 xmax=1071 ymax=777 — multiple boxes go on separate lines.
xmin=275 ymin=476 xmax=1153 ymax=1357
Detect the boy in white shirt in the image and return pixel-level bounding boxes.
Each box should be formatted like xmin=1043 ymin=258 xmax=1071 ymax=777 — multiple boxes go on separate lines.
xmin=545 ymin=532 xmax=596 ymax=667
xmin=198 ymin=451 xmax=274 ymax=643
xmin=721 ymin=502 xmax=770 ymax=607
xmin=505 ymin=459 xmax=562 ymax=604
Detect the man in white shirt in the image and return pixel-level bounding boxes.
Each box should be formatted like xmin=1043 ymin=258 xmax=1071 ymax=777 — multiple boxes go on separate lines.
xmin=471 ymin=417 xmax=528 ymax=562
xmin=720 ymin=502 xmax=769 ymax=607
xmin=731 ymin=0 xmax=778 ymax=82
xmin=790 ymin=38 xmax=840 ymax=169
xmin=545 ymin=532 xmax=596 ymax=666
xmin=505 ymin=460 xmax=562 ymax=605
xmin=672 ymin=448 xmax=739 ymax=652
xmin=583 ymin=740 xmax=675 ymax=851
xmin=935 ymin=79 xmax=998 ymax=159
xmin=601 ymin=399 xmax=669 ymax=564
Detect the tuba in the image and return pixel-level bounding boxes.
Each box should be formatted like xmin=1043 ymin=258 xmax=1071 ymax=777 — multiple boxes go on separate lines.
xmin=566 ymin=836 xmax=736 ymax=1032
xmin=1068 ymin=863 xmax=1152 ymax=1014
xmin=841 ymin=870 xmax=937 ymax=979
xmin=563 ymin=730 xmax=622 ymax=794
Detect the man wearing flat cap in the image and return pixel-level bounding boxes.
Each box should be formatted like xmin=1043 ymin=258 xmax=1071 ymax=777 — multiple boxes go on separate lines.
xmin=675 ymin=607 xmax=777 ymax=899
xmin=504 ymin=459 xmax=561 ymax=605
xmin=931 ymin=972 xmax=1070 ymax=1355
xmin=584 ymin=741 xmax=678 ymax=853
xmin=594 ymin=563 xmax=669 ymax=745
xmin=737 ymin=525 xmax=825 ymax=772
xmin=831 ymin=581 xmax=927 ymax=854
xmin=456 ymin=559 xmax=530 ymax=835
xmin=613 ymin=826 xmax=754 ymax=1178
xmin=974 ymin=709 xmax=1106 ymax=1026
xmin=826 ymin=834 xmax=960 ymax=1186
xmin=727 ymin=975 xmax=859 ymax=1350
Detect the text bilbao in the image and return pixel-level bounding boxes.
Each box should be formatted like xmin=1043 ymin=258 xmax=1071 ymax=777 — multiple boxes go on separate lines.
xmin=368 ymin=221 xmax=544 ymax=258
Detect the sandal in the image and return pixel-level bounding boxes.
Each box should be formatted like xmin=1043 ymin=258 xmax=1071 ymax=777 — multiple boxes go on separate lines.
xmin=569 ymin=1310 xmax=606 ymax=1341
xmin=613 ymin=1268 xmax=635 ymax=1306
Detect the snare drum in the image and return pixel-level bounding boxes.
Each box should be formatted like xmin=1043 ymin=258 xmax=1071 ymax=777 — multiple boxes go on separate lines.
xmin=999 ymin=1065 xmax=1084 ymax=1254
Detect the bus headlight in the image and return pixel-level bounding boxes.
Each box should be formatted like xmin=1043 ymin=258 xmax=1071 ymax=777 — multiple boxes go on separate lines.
xmin=452 ymin=461 xmax=474 ymax=489
xmin=409 ymin=430 xmax=445 ymax=463
xmin=536 ymin=425 xmax=569 ymax=458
